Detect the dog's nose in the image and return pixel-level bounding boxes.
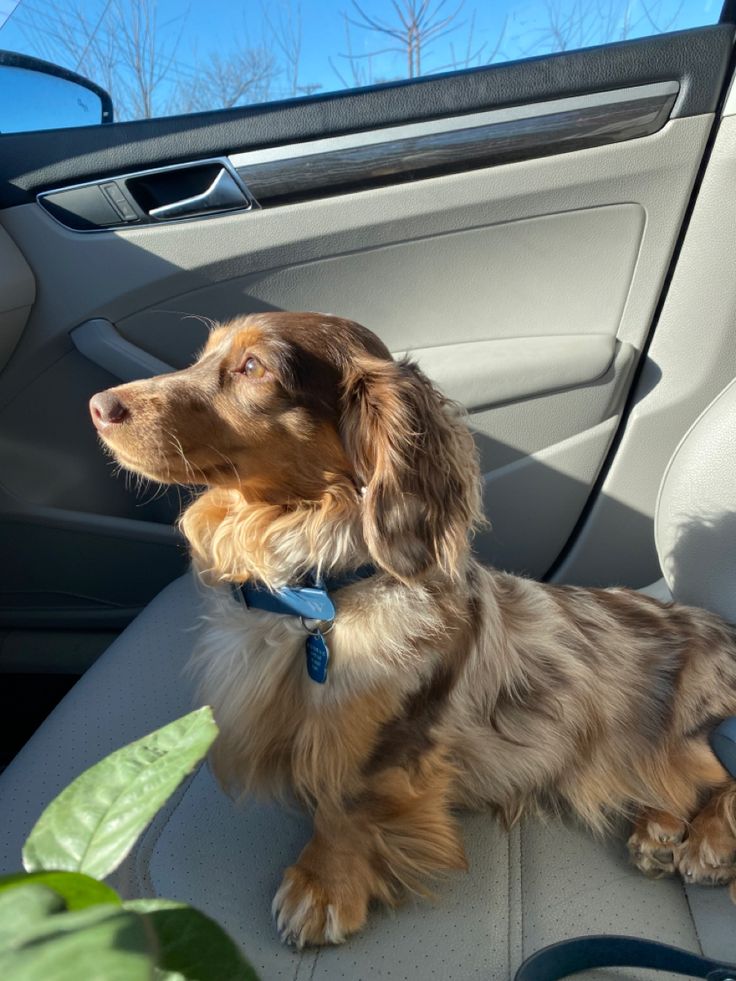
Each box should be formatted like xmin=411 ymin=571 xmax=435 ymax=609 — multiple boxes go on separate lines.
xmin=89 ymin=391 xmax=129 ymax=429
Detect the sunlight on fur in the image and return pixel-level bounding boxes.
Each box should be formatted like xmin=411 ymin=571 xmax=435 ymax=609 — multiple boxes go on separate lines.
xmin=90 ymin=311 xmax=736 ymax=948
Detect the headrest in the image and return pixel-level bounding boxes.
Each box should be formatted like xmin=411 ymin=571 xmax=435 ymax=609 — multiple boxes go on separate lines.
xmin=656 ymin=377 xmax=736 ymax=622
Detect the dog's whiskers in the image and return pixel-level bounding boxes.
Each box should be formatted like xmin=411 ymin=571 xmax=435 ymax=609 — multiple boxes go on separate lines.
xmin=165 ymin=430 xmax=208 ymax=487
xmin=181 ymin=313 xmax=219 ymax=333
xmin=204 ymin=443 xmax=240 ymax=486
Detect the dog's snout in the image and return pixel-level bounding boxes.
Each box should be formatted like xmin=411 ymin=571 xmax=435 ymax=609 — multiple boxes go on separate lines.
xmin=90 ymin=391 xmax=129 ymax=429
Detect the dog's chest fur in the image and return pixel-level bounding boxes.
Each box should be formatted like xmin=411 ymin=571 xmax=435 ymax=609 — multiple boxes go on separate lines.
xmin=189 ymin=578 xmax=449 ymax=804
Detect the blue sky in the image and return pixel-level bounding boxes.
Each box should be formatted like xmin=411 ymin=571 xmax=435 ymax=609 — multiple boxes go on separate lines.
xmin=0 ymin=0 xmax=722 ymax=118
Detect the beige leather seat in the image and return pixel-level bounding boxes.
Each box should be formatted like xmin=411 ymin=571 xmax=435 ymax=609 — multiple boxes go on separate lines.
xmin=3 ymin=380 xmax=736 ymax=980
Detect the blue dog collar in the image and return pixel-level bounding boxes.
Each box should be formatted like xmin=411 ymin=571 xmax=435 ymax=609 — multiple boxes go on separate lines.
xmin=235 ymin=566 xmax=376 ymax=683
xmin=239 ymin=581 xmax=338 ymax=621
xmin=238 ymin=566 xmax=376 ymax=621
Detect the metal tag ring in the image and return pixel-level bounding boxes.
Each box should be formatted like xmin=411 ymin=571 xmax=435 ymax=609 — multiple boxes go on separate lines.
xmin=300 ymin=617 xmax=335 ymax=636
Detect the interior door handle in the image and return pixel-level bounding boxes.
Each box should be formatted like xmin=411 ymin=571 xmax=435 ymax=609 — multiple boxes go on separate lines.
xmin=148 ymin=167 xmax=252 ymax=220
xmin=39 ymin=158 xmax=259 ymax=230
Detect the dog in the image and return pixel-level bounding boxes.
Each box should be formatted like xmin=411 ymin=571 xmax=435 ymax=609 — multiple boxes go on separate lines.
xmin=90 ymin=311 xmax=736 ymax=947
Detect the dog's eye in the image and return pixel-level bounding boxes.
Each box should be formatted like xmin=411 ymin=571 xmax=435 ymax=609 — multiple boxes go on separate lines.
xmin=240 ymin=356 xmax=266 ymax=379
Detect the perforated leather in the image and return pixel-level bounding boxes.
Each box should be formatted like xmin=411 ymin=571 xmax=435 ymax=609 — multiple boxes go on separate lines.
xmin=656 ymin=376 xmax=736 ymax=621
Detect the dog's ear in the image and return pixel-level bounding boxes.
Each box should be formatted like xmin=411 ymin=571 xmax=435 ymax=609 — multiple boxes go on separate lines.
xmin=340 ymin=355 xmax=482 ymax=582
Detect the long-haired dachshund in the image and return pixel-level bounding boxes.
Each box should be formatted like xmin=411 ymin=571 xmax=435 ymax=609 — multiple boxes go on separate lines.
xmin=90 ymin=312 xmax=736 ymax=947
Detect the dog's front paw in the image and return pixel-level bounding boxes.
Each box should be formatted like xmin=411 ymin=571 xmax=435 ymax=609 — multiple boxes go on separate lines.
xmin=628 ymin=811 xmax=685 ymax=878
xmin=272 ymin=865 xmax=368 ymax=948
xmin=676 ymin=821 xmax=736 ymax=886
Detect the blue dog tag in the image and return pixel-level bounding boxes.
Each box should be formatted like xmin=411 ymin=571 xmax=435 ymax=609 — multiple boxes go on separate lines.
xmin=305 ymin=631 xmax=330 ymax=684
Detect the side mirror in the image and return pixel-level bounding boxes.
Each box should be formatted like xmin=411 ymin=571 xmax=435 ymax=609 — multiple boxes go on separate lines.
xmin=0 ymin=50 xmax=113 ymax=134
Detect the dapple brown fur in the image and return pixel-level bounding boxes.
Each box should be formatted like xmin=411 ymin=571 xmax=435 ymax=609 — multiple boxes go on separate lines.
xmin=92 ymin=312 xmax=736 ymax=946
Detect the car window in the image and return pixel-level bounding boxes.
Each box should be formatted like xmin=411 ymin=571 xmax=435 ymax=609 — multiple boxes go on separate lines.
xmin=0 ymin=0 xmax=725 ymax=126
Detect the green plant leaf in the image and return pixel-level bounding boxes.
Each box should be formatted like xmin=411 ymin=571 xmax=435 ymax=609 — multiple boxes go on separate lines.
xmin=125 ymin=899 xmax=259 ymax=981
xmin=22 ymin=707 xmax=218 ymax=880
xmin=0 ymin=903 xmax=154 ymax=980
xmin=0 ymin=872 xmax=120 ymax=911
xmin=0 ymin=884 xmax=64 ymax=949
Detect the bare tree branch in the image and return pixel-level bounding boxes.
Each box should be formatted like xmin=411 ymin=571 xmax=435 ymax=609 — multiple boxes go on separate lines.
xmin=13 ymin=0 xmax=690 ymax=123
xmin=640 ymin=0 xmax=685 ymax=34
xmin=522 ymin=0 xmax=685 ymax=58
xmin=176 ymin=47 xmax=278 ymax=113
xmin=16 ymin=0 xmax=281 ymax=119
xmin=340 ymin=0 xmax=467 ymax=80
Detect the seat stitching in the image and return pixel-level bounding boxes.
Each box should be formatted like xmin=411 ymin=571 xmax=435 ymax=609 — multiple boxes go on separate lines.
xmin=307 ymin=948 xmax=320 ymax=981
xmin=507 ymin=823 xmax=512 ymax=979
xmin=683 ymin=883 xmax=705 ymax=957
xmin=519 ymin=823 xmax=524 ymax=969
xmin=128 ymin=763 xmax=202 ymax=897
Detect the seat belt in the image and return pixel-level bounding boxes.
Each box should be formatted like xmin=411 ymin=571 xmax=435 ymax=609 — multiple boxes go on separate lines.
xmin=516 ymin=720 xmax=736 ymax=980
xmin=514 ymin=935 xmax=736 ymax=980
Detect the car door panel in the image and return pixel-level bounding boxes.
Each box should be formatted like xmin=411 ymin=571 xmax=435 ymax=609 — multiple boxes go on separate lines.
xmin=0 ymin=227 xmax=34 ymax=372
xmin=31 ymin=82 xmax=678 ymax=226
xmin=0 ymin=24 xmax=731 ymax=626
xmin=554 ymin=105 xmax=736 ymax=588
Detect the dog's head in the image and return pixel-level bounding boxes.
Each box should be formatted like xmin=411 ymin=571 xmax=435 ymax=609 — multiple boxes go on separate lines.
xmin=90 ymin=313 xmax=482 ymax=581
